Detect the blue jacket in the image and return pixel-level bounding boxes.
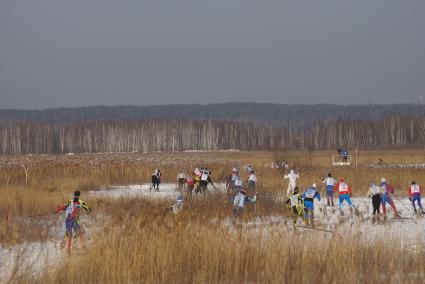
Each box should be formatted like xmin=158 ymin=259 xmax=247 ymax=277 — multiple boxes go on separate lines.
xmin=302 ymin=188 xmax=321 ymax=203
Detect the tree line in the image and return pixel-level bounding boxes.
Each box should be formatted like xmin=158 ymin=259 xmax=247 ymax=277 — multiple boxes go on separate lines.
xmin=1 ymin=113 xmax=425 ymax=154
xmin=3 ymin=103 xmax=425 ymax=128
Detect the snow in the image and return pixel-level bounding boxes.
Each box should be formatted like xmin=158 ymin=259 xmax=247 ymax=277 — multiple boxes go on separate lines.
xmin=0 ymin=213 xmax=104 ymax=282
xmin=2 ymin=183 xmax=424 ymax=282
xmin=89 ymin=183 xmax=228 ymax=200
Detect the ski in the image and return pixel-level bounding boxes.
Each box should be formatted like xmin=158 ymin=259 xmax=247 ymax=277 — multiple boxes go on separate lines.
xmin=296 ymin=225 xmax=335 ymax=233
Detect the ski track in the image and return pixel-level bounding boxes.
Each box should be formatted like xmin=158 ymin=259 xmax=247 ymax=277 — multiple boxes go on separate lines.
xmin=2 ymin=183 xmax=424 ymax=282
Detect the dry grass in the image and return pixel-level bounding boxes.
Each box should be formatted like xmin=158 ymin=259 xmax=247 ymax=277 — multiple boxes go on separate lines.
xmin=40 ymin=199 xmax=424 ymax=284
xmin=1 ymin=150 xmax=425 ymax=283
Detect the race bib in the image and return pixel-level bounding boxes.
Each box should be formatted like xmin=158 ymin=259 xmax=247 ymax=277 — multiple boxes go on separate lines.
xmin=290 ymin=195 xmax=299 ymax=206
xmin=235 ymin=179 xmax=243 ymax=187
xmin=305 ymin=189 xmax=316 ymax=199
xmin=201 ymin=173 xmax=208 ymax=181
xmin=411 ymin=185 xmax=420 ymax=193
xmin=339 ymin=183 xmax=348 ymax=192
xmin=234 ymin=195 xmax=244 ymax=207
xmin=326 ymin=178 xmax=335 ymax=186
xmin=370 ymin=186 xmax=381 ymax=195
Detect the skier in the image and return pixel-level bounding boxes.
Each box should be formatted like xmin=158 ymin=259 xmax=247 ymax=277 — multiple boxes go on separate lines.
xmin=335 ymin=178 xmax=354 ymax=213
xmin=234 ymin=177 xmax=243 ymax=194
xmin=226 ymin=169 xmax=240 ymax=194
xmin=56 ymin=194 xmax=87 ymax=253
xmin=199 ymin=170 xmax=210 ymax=193
xmin=194 ymin=170 xmax=201 ymax=193
xmin=246 ymin=164 xmax=254 ymax=174
xmin=285 ymin=187 xmax=304 ymax=225
xmin=380 ymin=178 xmax=400 ymax=219
xmin=284 ymin=169 xmax=299 ymax=197
xmin=176 ymin=172 xmax=187 ymax=191
xmin=151 ymin=169 xmax=160 ymax=191
xmin=322 ymin=173 xmax=337 ymax=206
xmin=302 ymin=183 xmax=321 ymax=225
xmin=172 ymin=194 xmax=184 ymax=214
xmin=247 ymin=171 xmax=257 ymax=194
xmin=58 ymin=191 xmax=91 ymax=250
xmin=186 ymin=175 xmax=195 ymax=195
xmin=407 ymin=181 xmax=425 ymax=214
xmin=367 ymin=181 xmax=383 ymax=222
xmin=232 ymin=189 xmax=255 ymax=225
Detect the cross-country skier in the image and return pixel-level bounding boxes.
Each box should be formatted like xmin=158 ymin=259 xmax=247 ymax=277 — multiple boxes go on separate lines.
xmin=200 ymin=169 xmax=210 ymax=193
xmin=335 ymin=178 xmax=354 ymax=213
xmin=247 ymin=171 xmax=257 ymax=194
xmin=151 ymin=169 xmax=161 ymax=191
xmin=176 ymin=172 xmax=187 ymax=191
xmin=232 ymin=189 xmax=255 ymax=225
xmin=56 ymin=193 xmax=90 ymax=253
xmin=380 ymin=178 xmax=400 ymax=219
xmin=368 ymin=181 xmax=383 ymax=222
xmin=246 ymin=164 xmax=254 ymax=174
xmin=171 ymin=194 xmax=184 ymax=214
xmin=234 ymin=177 xmax=243 ymax=194
xmin=227 ymin=169 xmax=241 ymax=195
xmin=57 ymin=191 xmax=91 ymax=250
xmin=186 ymin=175 xmax=195 ymax=195
xmin=322 ymin=173 xmax=337 ymax=206
xmin=285 ymin=187 xmax=304 ymax=225
xmin=284 ymin=169 xmax=299 ymax=197
xmin=302 ymin=184 xmax=321 ymax=225
xmin=407 ymin=181 xmax=425 ymax=214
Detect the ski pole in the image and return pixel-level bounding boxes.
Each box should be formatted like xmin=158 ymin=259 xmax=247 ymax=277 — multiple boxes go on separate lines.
xmin=296 ymin=225 xmax=335 ymax=233
xmin=393 ymin=193 xmax=413 ymax=217
xmin=25 ymin=213 xmax=51 ymax=218
xmin=350 ymin=201 xmax=366 ymax=220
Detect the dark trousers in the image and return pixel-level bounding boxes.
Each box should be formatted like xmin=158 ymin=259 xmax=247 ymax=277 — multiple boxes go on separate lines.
xmin=372 ymin=194 xmax=381 ymax=215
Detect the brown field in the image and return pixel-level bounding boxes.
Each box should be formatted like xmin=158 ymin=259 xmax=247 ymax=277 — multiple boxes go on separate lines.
xmin=1 ymin=150 xmax=425 ymax=283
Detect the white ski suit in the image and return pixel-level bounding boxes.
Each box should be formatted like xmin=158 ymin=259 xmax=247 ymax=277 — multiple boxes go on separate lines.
xmin=284 ymin=171 xmax=299 ymax=196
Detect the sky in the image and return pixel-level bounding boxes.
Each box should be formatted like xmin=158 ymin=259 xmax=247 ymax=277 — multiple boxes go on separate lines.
xmin=0 ymin=0 xmax=424 ymax=109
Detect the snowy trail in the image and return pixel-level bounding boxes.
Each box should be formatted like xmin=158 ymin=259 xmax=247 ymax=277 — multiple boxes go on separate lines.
xmin=0 ymin=182 xmax=226 ymax=282
xmin=2 ymin=183 xmax=424 ymax=282
xmin=226 ymin=196 xmax=425 ymax=247
xmin=0 ymin=214 xmax=103 ymax=282
xmin=89 ymin=182 xmax=228 ymax=199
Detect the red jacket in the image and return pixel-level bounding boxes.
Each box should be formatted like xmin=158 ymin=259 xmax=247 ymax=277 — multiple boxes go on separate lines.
xmin=335 ymin=182 xmax=352 ymax=196
xmin=407 ymin=184 xmax=422 ymax=197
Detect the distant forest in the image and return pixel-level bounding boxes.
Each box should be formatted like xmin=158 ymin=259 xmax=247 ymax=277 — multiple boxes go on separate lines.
xmin=1 ymin=103 xmax=425 ymax=154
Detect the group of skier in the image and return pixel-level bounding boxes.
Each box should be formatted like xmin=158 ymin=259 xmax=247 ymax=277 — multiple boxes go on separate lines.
xmin=228 ymin=165 xmax=258 ymax=224
xmin=54 ymin=163 xmax=425 ymax=253
xmin=175 ymin=167 xmax=215 ymax=195
xmin=226 ymin=165 xmax=257 ymax=195
xmin=284 ymin=169 xmax=425 ymax=226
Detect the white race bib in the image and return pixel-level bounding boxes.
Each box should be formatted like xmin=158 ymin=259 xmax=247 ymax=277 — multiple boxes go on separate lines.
xmin=411 ymin=184 xmax=420 ymax=193
xmin=201 ymin=173 xmax=208 ymax=181
xmin=339 ymin=183 xmax=348 ymax=192
xmin=290 ymin=195 xmax=299 ymax=206
xmin=305 ymin=189 xmax=316 ymax=199
xmin=370 ymin=186 xmax=381 ymax=195
xmin=235 ymin=179 xmax=243 ymax=187
xmin=326 ymin=178 xmax=336 ymax=186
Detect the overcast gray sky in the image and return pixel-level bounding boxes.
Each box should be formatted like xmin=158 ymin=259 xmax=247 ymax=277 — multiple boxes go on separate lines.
xmin=0 ymin=0 xmax=424 ymax=109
